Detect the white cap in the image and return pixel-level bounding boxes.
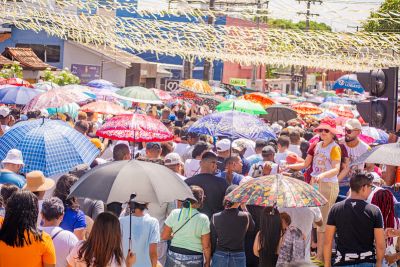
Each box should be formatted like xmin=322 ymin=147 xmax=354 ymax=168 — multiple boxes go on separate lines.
xmin=2 ymin=149 xmax=24 ymax=166
xmin=216 ymin=139 xmax=231 ymax=152
xmin=271 ymin=123 xmax=282 ymax=134
xmin=0 ymin=106 xmax=10 ymax=118
xmin=344 ymin=118 xmax=362 ymax=131
xmin=164 ymin=153 xmax=183 ymax=166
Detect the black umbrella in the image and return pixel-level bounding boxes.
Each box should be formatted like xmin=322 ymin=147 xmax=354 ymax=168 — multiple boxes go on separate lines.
xmin=263 ymin=104 xmax=298 ymax=123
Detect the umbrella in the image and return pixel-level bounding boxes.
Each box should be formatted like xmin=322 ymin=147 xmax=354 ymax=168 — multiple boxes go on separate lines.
xmin=240 ymin=92 xmax=276 ymax=108
xmin=361 ymin=126 xmax=389 ymax=144
xmin=351 ymin=143 xmax=400 ymax=167
xmin=291 ymin=102 xmax=322 ymax=115
xmin=200 ymin=95 xmax=224 ymax=110
xmin=173 ymin=90 xmax=201 ymax=101
xmin=180 ymin=79 xmax=214 ymax=95
xmin=87 ymin=79 xmax=114 ymax=88
xmin=212 ymin=86 xmax=228 ymax=94
xmin=263 ymin=104 xmax=297 ymax=122
xmin=2 ymin=78 xmax=33 ymax=88
xmin=80 ymin=100 xmax=128 ymax=115
xmin=34 ymin=82 xmax=60 ymax=91
xmin=151 ymin=88 xmax=173 ymax=102
xmin=225 ymin=175 xmax=327 ymax=207
xmin=312 ymin=109 xmax=338 ymax=120
xmin=0 ymin=119 xmax=99 ymax=176
xmin=23 ymin=89 xmax=91 ymax=112
xmin=273 ymin=96 xmax=291 ymax=104
xmin=48 ymin=103 xmax=80 ymax=119
xmin=115 ymin=86 xmax=162 ymax=104
xmin=0 ymin=86 xmax=42 ymax=105
xmin=330 ymin=105 xmax=354 ymax=118
xmin=62 ymin=85 xmax=97 ymax=99
xmin=69 ymin=160 xmax=194 ymax=204
xmin=333 ymin=74 xmax=364 ymax=94
xmin=216 ymin=99 xmax=267 ymax=115
xmin=317 ymin=90 xmax=336 ymax=97
xmin=319 ymin=101 xmax=337 ymax=109
xmin=188 ymin=111 xmax=276 ymax=140
xmin=96 ymin=113 xmax=173 ymax=142
xmin=225 ymin=94 xmax=237 ymax=100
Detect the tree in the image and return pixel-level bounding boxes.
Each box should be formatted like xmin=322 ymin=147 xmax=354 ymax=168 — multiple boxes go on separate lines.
xmin=264 ymin=18 xmax=332 ymax=31
xmin=0 ymin=62 xmax=23 ymax=78
xmin=43 ymin=67 xmax=80 ymax=85
xmin=363 ymin=0 xmax=400 ymax=32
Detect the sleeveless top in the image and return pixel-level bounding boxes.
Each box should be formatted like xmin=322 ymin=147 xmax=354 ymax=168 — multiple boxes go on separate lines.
xmin=311 ymin=141 xmax=340 ymax=183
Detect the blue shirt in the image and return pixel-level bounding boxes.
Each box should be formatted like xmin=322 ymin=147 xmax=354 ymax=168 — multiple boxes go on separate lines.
xmin=240 ymin=155 xmax=251 ymax=175
xmin=217 ymin=171 xmax=244 ymax=185
xmin=246 ymin=154 xmax=263 ymax=167
xmin=0 ymin=171 xmax=25 ymax=188
xmin=120 ymin=214 xmax=160 ymax=267
xmin=60 ymin=207 xmax=86 ymax=232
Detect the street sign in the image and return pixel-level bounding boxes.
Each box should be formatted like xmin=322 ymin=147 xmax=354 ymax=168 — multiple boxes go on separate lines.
xmin=165 ymin=80 xmax=180 ymax=91
xmin=229 ymin=78 xmax=248 ymax=87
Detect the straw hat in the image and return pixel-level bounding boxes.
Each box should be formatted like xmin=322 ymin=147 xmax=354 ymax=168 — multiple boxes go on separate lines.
xmin=23 ymin=171 xmax=55 ymax=192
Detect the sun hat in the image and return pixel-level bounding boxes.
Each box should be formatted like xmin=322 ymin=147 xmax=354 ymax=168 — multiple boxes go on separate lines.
xmin=0 ymin=106 xmax=10 ymax=118
xmin=23 ymin=171 xmax=55 ymax=192
xmin=344 ymin=118 xmax=362 ymax=131
xmin=313 ymin=118 xmax=340 ymax=135
xmin=164 ymin=153 xmax=183 ymax=166
xmin=216 ymin=139 xmax=231 ymax=152
xmin=2 ymin=149 xmax=24 ymax=166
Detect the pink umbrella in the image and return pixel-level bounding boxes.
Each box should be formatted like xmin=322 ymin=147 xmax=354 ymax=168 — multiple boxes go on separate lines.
xmin=151 ymin=89 xmax=173 ymax=102
xmin=23 ymin=89 xmax=90 ymax=112
xmin=96 ymin=114 xmax=173 ymax=142
xmin=80 ymin=100 xmax=129 ymax=115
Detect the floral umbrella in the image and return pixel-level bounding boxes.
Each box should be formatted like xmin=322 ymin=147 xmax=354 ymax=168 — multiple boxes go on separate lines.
xmin=173 ymin=90 xmax=201 ymax=102
xmin=151 ymin=88 xmax=173 ymax=102
xmin=291 ymin=102 xmax=323 ymax=115
xmin=329 ymin=105 xmax=354 ymax=118
xmin=240 ymin=92 xmax=276 ymax=108
xmin=1 ymin=78 xmax=33 ymax=88
xmin=80 ymin=100 xmax=129 ymax=115
xmin=225 ymin=174 xmax=327 ymax=208
xmin=96 ymin=113 xmax=173 ymax=142
xmin=180 ymin=79 xmax=214 ymax=95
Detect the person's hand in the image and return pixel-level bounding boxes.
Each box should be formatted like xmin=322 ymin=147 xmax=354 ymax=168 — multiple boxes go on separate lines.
xmin=313 ymin=174 xmax=323 ymax=183
xmin=263 ymin=163 xmax=272 ymax=175
xmin=125 ymin=249 xmax=136 ymax=267
xmin=385 ymin=228 xmax=400 ymax=238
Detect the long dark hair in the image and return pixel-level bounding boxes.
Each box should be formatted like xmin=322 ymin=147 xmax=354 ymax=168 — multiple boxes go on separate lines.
xmin=78 ymin=212 xmax=124 ymax=267
xmin=53 ymin=174 xmax=79 ymax=210
xmin=372 ymin=189 xmax=396 ymax=244
xmin=0 ymin=191 xmax=42 ymax=247
xmin=259 ymin=206 xmax=282 ymax=267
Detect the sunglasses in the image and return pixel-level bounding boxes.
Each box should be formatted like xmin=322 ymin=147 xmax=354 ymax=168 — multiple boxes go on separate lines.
xmin=345 ymin=128 xmax=359 ymax=134
xmin=316 ymin=129 xmax=330 ymax=133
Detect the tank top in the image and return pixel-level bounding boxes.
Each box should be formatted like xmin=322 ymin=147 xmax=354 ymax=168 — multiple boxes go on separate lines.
xmin=311 ymin=141 xmax=340 ymax=183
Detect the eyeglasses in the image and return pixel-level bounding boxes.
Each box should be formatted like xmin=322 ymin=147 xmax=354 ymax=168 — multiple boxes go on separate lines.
xmin=345 ymin=128 xmax=359 ymax=134
xmin=316 ymin=129 xmax=330 ymax=133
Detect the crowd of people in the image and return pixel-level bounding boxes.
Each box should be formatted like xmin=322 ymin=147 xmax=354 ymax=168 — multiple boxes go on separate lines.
xmin=0 ymin=102 xmax=398 ymax=267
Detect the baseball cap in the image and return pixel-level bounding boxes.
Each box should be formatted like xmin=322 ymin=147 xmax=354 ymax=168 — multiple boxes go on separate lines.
xmin=0 ymin=106 xmax=10 ymax=118
xmin=2 ymin=149 xmax=24 ymax=166
xmin=344 ymin=118 xmax=362 ymax=131
xmin=164 ymin=153 xmax=183 ymax=166
xmin=262 ymin=145 xmax=275 ymax=155
xmin=146 ymin=142 xmax=161 ymax=150
xmin=216 ymin=139 xmax=231 ymax=152
xmin=232 ymin=139 xmax=247 ymax=152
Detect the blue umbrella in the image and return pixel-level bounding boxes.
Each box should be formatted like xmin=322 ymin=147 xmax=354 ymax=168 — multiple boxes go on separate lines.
xmin=332 ymin=74 xmax=364 ymax=94
xmin=0 ymin=86 xmax=42 ymax=105
xmin=47 ymin=102 xmax=80 ymax=119
xmin=0 ymin=119 xmax=99 ymax=176
xmin=87 ymin=79 xmax=115 ymax=89
xmin=188 ymin=111 xmax=276 ymax=140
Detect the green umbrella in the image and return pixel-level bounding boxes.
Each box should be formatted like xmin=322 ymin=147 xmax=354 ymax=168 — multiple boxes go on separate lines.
xmin=216 ymin=99 xmax=267 ymax=115
xmin=318 ymin=90 xmax=336 ymax=97
xmin=115 ymin=86 xmax=162 ymax=104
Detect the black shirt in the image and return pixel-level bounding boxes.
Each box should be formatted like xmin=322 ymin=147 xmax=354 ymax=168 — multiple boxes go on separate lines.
xmin=216 ymin=156 xmax=226 ymax=173
xmin=185 ymin=173 xmax=229 ymax=219
xmin=327 ymin=199 xmax=383 ymax=254
xmin=211 ymin=208 xmax=255 ymax=252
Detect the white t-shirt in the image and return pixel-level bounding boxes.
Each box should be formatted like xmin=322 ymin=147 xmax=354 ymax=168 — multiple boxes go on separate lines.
xmin=288 ymin=144 xmax=302 ymax=157
xmin=41 ymin=226 xmax=79 ymax=267
xmin=343 ymin=139 xmax=370 ymax=174
xmin=274 ymin=150 xmax=292 ymax=164
xmin=279 ymin=207 xmax=322 ymax=262
xmin=184 ymin=159 xmax=201 ymax=178
xmin=67 ymin=241 xmax=125 ymax=267
xmin=174 ymin=143 xmax=190 ymax=158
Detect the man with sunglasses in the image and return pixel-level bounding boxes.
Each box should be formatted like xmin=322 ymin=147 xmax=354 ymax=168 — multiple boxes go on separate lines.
xmin=324 ymin=173 xmax=385 ymax=267
xmin=338 ymin=119 xmax=371 ymax=184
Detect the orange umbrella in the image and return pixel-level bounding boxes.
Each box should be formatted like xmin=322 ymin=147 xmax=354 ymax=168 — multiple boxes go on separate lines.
xmin=180 ymin=79 xmax=213 ymax=95
xmin=330 ymin=105 xmax=354 ymax=118
xmin=241 ymin=93 xmax=276 ymax=108
xmin=291 ymin=102 xmax=323 ymax=115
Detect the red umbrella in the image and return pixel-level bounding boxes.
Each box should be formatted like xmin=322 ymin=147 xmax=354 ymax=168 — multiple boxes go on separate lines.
xmin=96 ymin=114 xmax=173 ymax=142
xmin=3 ymin=78 xmax=33 ymax=88
xmin=329 ymin=105 xmax=354 ymax=118
xmin=80 ymin=100 xmax=129 ymax=115
xmin=151 ymin=89 xmax=173 ymax=102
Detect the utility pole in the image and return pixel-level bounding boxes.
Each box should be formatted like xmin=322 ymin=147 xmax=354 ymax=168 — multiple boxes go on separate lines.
xmin=202 ymin=0 xmax=216 ymax=82
xmin=297 ymin=0 xmax=322 ymax=95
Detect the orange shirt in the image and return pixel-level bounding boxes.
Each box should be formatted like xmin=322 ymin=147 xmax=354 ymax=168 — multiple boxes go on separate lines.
xmin=0 ymin=231 xmax=56 ymax=267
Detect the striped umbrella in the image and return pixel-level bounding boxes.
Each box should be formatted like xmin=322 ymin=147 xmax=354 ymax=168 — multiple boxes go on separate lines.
xmin=0 ymin=119 xmax=99 ymax=176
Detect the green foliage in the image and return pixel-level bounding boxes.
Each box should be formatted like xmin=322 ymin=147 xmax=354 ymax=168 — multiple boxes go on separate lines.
xmin=43 ymin=67 xmax=80 ymax=85
xmin=363 ymin=0 xmax=400 ymax=32
xmin=264 ymin=18 xmax=332 ymax=31
xmin=0 ymin=62 xmax=23 ymax=78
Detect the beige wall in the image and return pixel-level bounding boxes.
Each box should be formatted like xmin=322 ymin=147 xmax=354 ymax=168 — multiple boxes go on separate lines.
xmin=63 ymin=42 xmax=127 ymax=87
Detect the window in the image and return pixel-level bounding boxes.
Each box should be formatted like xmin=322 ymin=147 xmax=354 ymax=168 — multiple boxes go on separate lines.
xmin=15 ymin=43 xmax=61 ymax=63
